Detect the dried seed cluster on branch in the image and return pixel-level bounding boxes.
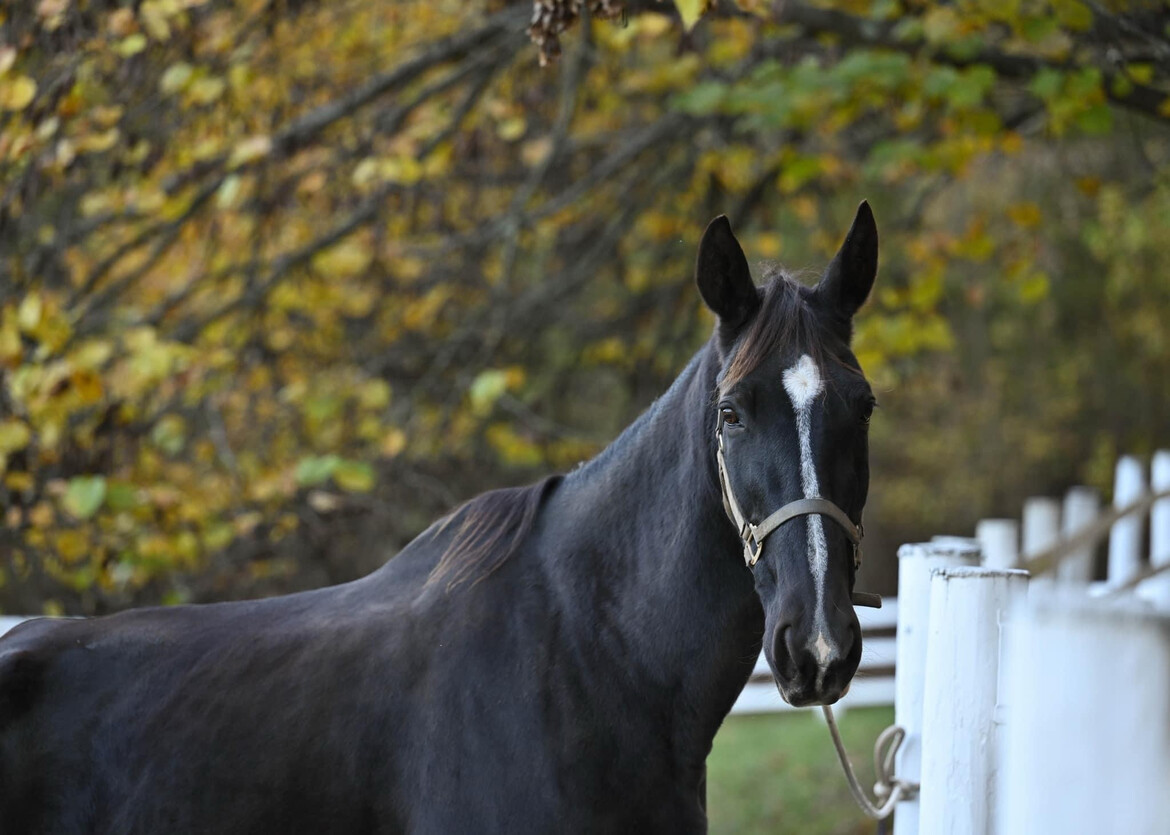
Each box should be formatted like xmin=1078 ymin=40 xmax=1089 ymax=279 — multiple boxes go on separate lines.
xmin=529 ymin=0 xmax=626 ymax=65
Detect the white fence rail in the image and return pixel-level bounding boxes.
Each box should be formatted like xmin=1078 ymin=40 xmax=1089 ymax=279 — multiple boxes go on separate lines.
xmin=0 ymin=616 xmax=30 ymax=636
xmin=894 ymin=449 xmax=1170 ymax=835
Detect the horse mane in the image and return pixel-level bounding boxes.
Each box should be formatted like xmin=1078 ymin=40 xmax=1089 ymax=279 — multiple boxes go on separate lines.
xmin=425 ymin=474 xmax=563 ymax=591
xmin=719 ymin=270 xmax=844 ymax=395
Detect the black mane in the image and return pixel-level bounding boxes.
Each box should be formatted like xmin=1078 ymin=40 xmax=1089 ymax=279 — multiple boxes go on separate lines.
xmin=426 ymin=474 xmax=563 ymax=591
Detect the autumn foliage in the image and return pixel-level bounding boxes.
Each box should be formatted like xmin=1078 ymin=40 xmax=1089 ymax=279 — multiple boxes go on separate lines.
xmin=2 ymin=0 xmax=1169 ymax=614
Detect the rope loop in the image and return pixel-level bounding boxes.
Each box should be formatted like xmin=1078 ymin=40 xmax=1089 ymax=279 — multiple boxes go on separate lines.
xmin=821 ymin=705 xmax=918 ymax=821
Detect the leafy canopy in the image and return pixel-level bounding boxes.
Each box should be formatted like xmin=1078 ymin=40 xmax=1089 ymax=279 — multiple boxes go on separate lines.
xmin=2 ymin=0 xmax=1169 ymax=611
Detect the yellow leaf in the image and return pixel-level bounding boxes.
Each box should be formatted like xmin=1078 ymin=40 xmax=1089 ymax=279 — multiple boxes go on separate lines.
xmin=333 ymin=460 xmax=374 ymax=493
xmin=0 ymin=319 xmax=21 ymax=362
xmin=17 ymin=293 xmax=42 ymax=332
xmin=0 ymin=420 xmax=31 ymax=455
xmin=92 ymin=105 xmax=123 ymax=128
xmin=381 ymin=428 xmax=407 ymax=458
xmin=54 ymin=529 xmax=90 ymax=564
xmin=379 ymin=155 xmax=422 ymax=184
xmin=76 ymin=128 xmax=120 ymax=154
xmin=227 ymin=134 xmax=272 ymax=168
xmin=1007 ymin=202 xmax=1043 ymax=229
xmin=0 ymin=75 xmax=36 ymax=111
xmin=674 ymin=0 xmax=708 ymax=31
xmin=115 ymin=34 xmax=148 ymax=58
xmin=312 ymin=238 xmax=372 ymax=278
xmin=80 ymin=190 xmax=113 ymax=217
xmin=0 ymin=47 xmax=16 ymax=77
xmin=29 ymin=502 xmax=54 ymax=528
xmin=160 ymin=62 xmax=194 ymax=94
xmin=521 ymin=136 xmax=554 ymax=168
xmin=496 ymin=116 xmax=526 ymax=141
xmin=5 ymin=472 xmax=32 ymax=492
xmin=140 ymin=0 xmax=172 ymax=40
xmin=187 ymin=76 xmax=226 ymax=105
xmin=216 ymin=174 xmax=242 ymax=209
xmin=923 ymin=7 xmax=961 ymax=44
xmin=108 ymin=8 xmax=137 ymax=37
xmin=357 ymin=379 xmax=391 ymax=410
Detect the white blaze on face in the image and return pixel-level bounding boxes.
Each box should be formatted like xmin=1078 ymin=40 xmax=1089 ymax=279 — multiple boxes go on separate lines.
xmin=782 ymin=354 xmax=835 ymax=684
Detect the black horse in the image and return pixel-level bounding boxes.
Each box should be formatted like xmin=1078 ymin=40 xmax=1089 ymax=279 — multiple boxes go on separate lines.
xmin=0 ymin=204 xmax=879 ymax=834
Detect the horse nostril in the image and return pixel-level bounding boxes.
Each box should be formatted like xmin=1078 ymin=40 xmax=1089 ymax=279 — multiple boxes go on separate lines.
xmin=785 ymin=624 xmax=820 ymax=683
xmin=771 ymin=624 xmax=798 ymax=682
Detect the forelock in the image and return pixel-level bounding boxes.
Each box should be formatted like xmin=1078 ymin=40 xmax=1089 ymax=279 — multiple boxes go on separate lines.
xmin=718 ymin=271 xmax=826 ymax=395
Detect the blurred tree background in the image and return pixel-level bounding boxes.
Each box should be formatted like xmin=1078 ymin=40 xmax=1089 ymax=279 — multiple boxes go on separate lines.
xmin=1 ymin=0 xmax=1168 ymax=615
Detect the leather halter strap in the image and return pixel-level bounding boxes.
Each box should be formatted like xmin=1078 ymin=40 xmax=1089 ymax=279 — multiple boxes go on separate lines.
xmin=754 ymin=498 xmax=862 ymax=549
xmin=716 ymin=423 xmax=864 ymax=573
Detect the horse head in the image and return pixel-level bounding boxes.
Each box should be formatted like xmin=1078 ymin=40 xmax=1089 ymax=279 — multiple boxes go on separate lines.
xmin=696 ymin=203 xmax=878 ymax=706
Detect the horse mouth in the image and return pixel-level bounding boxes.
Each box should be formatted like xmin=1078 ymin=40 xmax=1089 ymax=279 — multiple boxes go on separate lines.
xmin=777 ymin=680 xmax=851 ymax=708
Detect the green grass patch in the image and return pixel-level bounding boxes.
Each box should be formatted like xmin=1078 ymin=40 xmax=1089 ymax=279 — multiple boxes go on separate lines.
xmin=707 ymin=707 xmax=894 ymax=835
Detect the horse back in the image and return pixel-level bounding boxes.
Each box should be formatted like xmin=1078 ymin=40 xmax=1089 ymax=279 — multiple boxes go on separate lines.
xmin=0 ymin=595 xmax=409 ymax=834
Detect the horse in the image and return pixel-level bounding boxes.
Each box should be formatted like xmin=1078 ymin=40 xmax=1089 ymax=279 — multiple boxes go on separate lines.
xmin=0 ymin=203 xmax=879 ymax=834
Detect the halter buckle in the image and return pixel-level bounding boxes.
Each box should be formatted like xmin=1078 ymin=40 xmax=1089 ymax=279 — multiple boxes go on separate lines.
xmin=743 ymin=526 xmax=763 ymax=567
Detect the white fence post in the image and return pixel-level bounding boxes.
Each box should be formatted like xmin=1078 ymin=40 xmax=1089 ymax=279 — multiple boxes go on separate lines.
xmin=1021 ymin=497 xmax=1060 ymax=560
xmin=998 ymin=594 xmax=1170 ymax=834
xmin=918 ymin=567 xmax=1028 ymax=835
xmin=1058 ymin=487 xmax=1099 ymax=583
xmin=893 ymin=541 xmax=980 ymax=835
xmin=976 ymin=519 xmax=1019 ymax=569
xmin=1141 ymin=450 xmax=1170 ymax=607
xmin=1107 ymin=456 xmax=1145 ymax=586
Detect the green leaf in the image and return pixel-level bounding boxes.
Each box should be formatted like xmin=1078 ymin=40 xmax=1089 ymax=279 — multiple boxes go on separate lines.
xmin=333 ymin=460 xmax=375 ymax=492
xmin=63 ymin=476 xmax=107 ymax=520
xmin=469 ymin=369 xmax=509 ymax=415
xmin=1051 ymin=0 xmax=1093 ymax=31
xmin=1029 ymin=68 xmax=1065 ymax=102
xmin=672 ymin=81 xmax=727 ymax=115
xmin=105 ymin=481 xmax=140 ymax=512
xmin=1075 ymin=103 xmax=1112 ymax=135
xmin=150 ymin=414 xmax=187 ymax=455
xmin=295 ymin=455 xmax=341 ymax=487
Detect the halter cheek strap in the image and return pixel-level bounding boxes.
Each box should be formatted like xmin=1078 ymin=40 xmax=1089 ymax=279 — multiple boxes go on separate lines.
xmin=716 ymin=422 xmax=881 ymax=608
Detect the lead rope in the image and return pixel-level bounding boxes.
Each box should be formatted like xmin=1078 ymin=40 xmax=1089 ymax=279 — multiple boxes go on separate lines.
xmin=821 ymin=705 xmax=916 ymax=821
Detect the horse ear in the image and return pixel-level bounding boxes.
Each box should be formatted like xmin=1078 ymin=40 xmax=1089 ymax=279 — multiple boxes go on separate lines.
xmin=816 ymin=201 xmax=878 ymax=320
xmin=695 ymin=215 xmax=759 ymax=334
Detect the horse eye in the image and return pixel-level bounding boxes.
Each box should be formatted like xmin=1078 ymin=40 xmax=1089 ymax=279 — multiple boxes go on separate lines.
xmin=720 ymin=406 xmax=740 ymax=425
xmin=861 ymin=399 xmax=877 ymax=424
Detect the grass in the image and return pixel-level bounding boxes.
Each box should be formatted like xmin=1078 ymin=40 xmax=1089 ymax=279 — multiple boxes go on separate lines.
xmin=706 ymin=706 xmax=894 ymax=835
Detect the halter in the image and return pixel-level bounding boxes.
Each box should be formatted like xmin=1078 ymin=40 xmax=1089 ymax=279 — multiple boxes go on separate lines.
xmin=715 ymin=412 xmax=879 ymax=607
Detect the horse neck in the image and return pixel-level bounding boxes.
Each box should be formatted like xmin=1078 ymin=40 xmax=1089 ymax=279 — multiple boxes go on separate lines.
xmin=544 ymin=341 xmax=763 ymax=750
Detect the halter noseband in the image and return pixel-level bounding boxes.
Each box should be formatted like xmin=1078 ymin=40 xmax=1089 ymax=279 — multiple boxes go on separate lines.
xmin=715 ymin=413 xmax=880 ymax=608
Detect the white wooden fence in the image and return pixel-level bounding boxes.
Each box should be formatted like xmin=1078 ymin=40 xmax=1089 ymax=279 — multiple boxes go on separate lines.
xmin=892 ymin=449 xmax=1170 ymax=835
